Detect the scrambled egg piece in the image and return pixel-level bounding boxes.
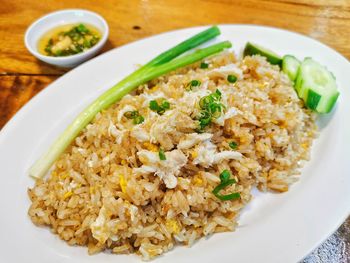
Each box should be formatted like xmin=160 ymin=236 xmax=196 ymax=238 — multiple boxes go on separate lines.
xmin=191 ymin=150 xmax=198 ymax=159
xmin=193 ymin=174 xmax=203 ymax=186
xmin=143 ymin=142 xmax=159 ymax=152
xmin=63 ymin=191 xmax=73 ymax=200
xmin=119 ymin=175 xmax=127 ymax=193
xmin=165 ymin=219 xmax=181 ymax=234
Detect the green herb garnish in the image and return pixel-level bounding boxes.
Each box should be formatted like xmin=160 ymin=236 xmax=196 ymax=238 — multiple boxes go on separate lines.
xmin=159 ymin=148 xmax=166 ymax=160
xmin=133 ymin=115 xmax=145 ymax=124
xmin=229 ymin=141 xmax=238 ymax=150
xmin=186 ymin=79 xmax=201 ymax=90
xmin=149 ymin=100 xmax=170 ymax=115
xmin=200 ymin=62 xmax=209 ymax=69
xmin=30 ymin=26 xmax=232 ymax=179
xmin=197 ymin=89 xmax=225 ymax=131
xmin=227 ymin=74 xmax=237 ymax=83
xmin=212 ymin=170 xmax=240 ymax=201
xmin=123 ymin=111 xmax=144 ymax=124
xmin=219 ymin=169 xmax=231 ymax=182
xmin=124 ymin=110 xmax=139 ymax=119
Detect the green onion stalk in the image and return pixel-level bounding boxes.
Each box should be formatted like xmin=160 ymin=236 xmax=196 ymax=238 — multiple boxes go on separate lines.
xmin=30 ymin=26 xmax=232 ymax=178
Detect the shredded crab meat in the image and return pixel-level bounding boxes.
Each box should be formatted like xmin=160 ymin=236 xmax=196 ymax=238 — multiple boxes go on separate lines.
xmin=178 ymin=133 xmax=213 ymax=149
xmin=193 ymin=140 xmax=242 ymax=167
xmin=131 ymin=126 xmax=150 ymax=142
xmin=108 ymin=121 xmax=126 ymax=144
xmin=134 ymin=149 xmax=187 ymax=188
xmin=214 ymin=107 xmax=238 ymax=126
xmin=207 ymin=63 xmax=243 ymax=79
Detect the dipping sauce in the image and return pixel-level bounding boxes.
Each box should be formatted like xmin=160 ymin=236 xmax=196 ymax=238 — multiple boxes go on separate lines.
xmin=38 ymin=23 xmax=101 ymax=57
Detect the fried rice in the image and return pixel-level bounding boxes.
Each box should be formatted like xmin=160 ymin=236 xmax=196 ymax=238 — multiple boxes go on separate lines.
xmin=28 ymin=51 xmax=317 ymax=260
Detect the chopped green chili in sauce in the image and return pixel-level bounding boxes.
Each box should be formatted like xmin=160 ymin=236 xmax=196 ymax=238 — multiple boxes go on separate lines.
xmin=38 ymin=23 xmax=101 ymax=57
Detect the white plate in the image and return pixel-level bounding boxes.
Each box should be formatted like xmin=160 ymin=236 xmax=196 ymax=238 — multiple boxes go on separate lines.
xmin=0 ymin=25 xmax=349 ymax=263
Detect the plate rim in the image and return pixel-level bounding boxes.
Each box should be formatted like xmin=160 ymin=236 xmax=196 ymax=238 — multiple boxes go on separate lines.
xmin=0 ymin=24 xmax=349 ymax=262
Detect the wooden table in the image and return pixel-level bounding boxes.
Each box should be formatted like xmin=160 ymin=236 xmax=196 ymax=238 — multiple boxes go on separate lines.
xmin=0 ymin=0 xmax=349 ymax=261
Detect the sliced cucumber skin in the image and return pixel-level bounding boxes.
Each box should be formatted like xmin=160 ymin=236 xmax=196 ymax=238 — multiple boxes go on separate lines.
xmin=243 ymin=42 xmax=282 ymax=66
xmin=306 ymin=89 xmax=322 ymax=110
xmin=294 ymin=58 xmax=339 ymax=113
xmin=282 ymin=55 xmax=301 ymax=81
xmin=317 ymin=90 xmax=339 ymax=113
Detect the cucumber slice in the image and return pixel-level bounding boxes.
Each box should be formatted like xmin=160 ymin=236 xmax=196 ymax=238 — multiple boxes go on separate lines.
xmin=243 ymin=42 xmax=282 ymax=66
xmin=295 ymin=58 xmax=339 ymax=113
xmin=282 ymin=55 xmax=301 ymax=81
xmin=306 ymin=89 xmax=322 ymax=110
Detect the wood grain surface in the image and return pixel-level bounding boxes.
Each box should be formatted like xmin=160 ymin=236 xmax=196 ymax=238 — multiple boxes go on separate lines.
xmin=0 ymin=0 xmax=349 ymax=261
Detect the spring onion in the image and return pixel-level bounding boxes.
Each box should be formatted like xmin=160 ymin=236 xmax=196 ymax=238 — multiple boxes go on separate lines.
xmin=197 ymin=89 xmax=224 ymax=131
xmin=212 ymin=170 xmax=240 ymax=201
xmin=124 ymin=110 xmax=139 ymax=119
xmin=30 ymin=26 xmax=232 ymax=179
xmin=133 ymin=115 xmax=145 ymax=124
xmin=227 ymin=74 xmax=237 ymax=83
xmin=149 ymin=99 xmax=170 ymax=115
xmin=200 ymin=62 xmax=209 ymax=69
xmin=229 ymin=141 xmax=238 ymax=150
xmin=219 ymin=169 xmax=231 ymax=182
xmin=123 ymin=110 xmax=144 ymax=124
xmin=186 ymin=79 xmax=201 ymax=90
xmin=159 ymin=149 xmax=166 ymax=160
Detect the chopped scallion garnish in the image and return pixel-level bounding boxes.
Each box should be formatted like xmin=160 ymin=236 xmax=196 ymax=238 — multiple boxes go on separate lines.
xmin=200 ymin=62 xmax=209 ymax=69
xmin=227 ymin=74 xmax=237 ymax=83
xmin=190 ymin=80 xmax=201 ymax=86
xmin=124 ymin=110 xmax=139 ymax=119
xmin=159 ymin=148 xmax=166 ymax=160
xmin=149 ymin=100 xmax=159 ymax=111
xmin=219 ymin=169 xmax=231 ymax=183
xmin=123 ymin=110 xmax=144 ymax=124
xmin=186 ymin=79 xmax=201 ymax=90
xmin=133 ymin=115 xmax=145 ymax=124
xmin=161 ymin=101 xmax=170 ymax=109
xmin=197 ymin=89 xmax=224 ymax=131
xmin=212 ymin=170 xmax=240 ymax=201
xmin=149 ymin=99 xmax=170 ymax=115
xmin=229 ymin=141 xmax=238 ymax=150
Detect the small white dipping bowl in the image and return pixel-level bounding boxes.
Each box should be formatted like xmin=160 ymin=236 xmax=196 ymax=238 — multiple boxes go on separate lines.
xmin=24 ymin=9 xmax=109 ymax=68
